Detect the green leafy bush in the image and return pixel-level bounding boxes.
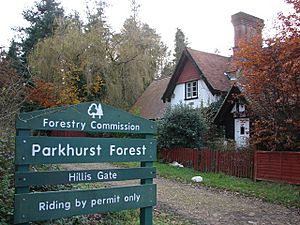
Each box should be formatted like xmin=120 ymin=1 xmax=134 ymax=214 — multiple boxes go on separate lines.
xmin=0 ymin=174 xmax=14 ymax=224
xmin=199 ymin=97 xmax=226 ymax=148
xmin=0 ymin=129 xmax=15 ymax=224
xmin=157 ymin=104 xmax=207 ymax=149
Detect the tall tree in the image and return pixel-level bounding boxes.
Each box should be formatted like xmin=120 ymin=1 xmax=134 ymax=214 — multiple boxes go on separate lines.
xmin=130 ymin=0 xmax=141 ymax=23
xmin=173 ymin=28 xmax=189 ymax=63
xmin=236 ymin=0 xmax=300 ymax=151
xmin=108 ymin=16 xmax=168 ymax=109
xmin=160 ymin=28 xmax=189 ymax=77
xmin=28 ymin=16 xmax=106 ymax=107
xmin=21 ymin=0 xmax=64 ymax=58
xmin=27 ymin=0 xmax=169 ymax=110
xmin=0 ymin=59 xmax=27 ymax=128
xmin=6 ymin=40 xmax=23 ymax=73
xmin=85 ymin=0 xmax=108 ymax=29
xmin=15 ymin=0 xmax=64 ymax=78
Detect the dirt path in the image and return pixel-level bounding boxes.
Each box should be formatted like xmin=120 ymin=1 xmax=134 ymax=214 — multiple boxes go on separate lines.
xmin=62 ymin=163 xmax=300 ymax=225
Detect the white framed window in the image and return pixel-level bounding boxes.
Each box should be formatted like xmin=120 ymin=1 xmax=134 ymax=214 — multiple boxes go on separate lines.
xmin=185 ymin=80 xmax=198 ymax=100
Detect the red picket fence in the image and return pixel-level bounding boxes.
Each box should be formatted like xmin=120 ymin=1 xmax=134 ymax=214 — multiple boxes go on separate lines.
xmin=254 ymin=151 xmax=300 ymax=185
xmin=50 ymin=130 xmax=88 ymax=137
xmin=160 ymin=148 xmax=254 ymax=178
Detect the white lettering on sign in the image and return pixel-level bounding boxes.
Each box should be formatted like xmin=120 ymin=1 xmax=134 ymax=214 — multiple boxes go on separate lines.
xmin=43 ymin=118 xmax=86 ymax=131
xmin=89 ymin=193 xmax=141 ymax=208
xmin=90 ymin=121 xmax=140 ymax=131
xmin=68 ymin=172 xmax=92 ymax=182
xmin=37 ymin=193 xmax=142 ymax=212
xmin=42 ymin=118 xmax=141 ymax=132
xmin=97 ymin=171 xmax=117 ymax=180
xmin=75 ymin=199 xmax=87 ymax=209
xmin=32 ymin=144 xmax=101 ymax=157
xmin=90 ymin=195 xmax=121 ymax=208
xmin=39 ymin=200 xmax=71 ymax=211
xmin=124 ymin=193 xmax=140 ymax=203
xmin=109 ymin=145 xmax=146 ymax=156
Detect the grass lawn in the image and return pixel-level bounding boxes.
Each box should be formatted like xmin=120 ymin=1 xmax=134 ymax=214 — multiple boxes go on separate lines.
xmin=115 ymin=161 xmax=300 ymax=208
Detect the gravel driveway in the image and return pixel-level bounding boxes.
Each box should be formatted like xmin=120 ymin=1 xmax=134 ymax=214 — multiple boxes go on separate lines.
xmin=62 ymin=163 xmax=300 ymax=225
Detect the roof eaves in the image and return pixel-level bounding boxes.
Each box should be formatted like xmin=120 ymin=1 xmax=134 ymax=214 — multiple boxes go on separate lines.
xmin=162 ymin=50 xmax=188 ymax=102
xmin=186 ymin=48 xmax=226 ymax=95
xmin=213 ymin=85 xmax=241 ymax=124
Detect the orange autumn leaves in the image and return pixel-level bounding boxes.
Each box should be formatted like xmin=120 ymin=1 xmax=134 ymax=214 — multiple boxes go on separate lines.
xmin=235 ymin=0 xmax=300 ymax=150
xmin=27 ymin=75 xmax=105 ymax=108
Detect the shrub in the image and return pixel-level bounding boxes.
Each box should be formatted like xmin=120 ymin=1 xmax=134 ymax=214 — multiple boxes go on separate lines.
xmin=0 ymin=128 xmax=15 ymax=224
xmin=0 ymin=59 xmax=27 ymax=128
xmin=200 ymin=98 xmax=227 ymax=150
xmin=0 ymin=59 xmax=27 ymax=224
xmin=0 ymin=175 xmax=14 ymax=224
xmin=157 ymin=104 xmax=207 ymax=149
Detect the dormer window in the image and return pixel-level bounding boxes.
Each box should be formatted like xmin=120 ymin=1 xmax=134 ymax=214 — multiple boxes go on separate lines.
xmin=185 ymin=80 xmax=198 ymax=100
xmin=231 ymin=102 xmax=246 ymax=118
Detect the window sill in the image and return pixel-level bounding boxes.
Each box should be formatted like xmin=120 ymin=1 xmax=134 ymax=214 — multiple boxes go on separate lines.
xmin=184 ymin=97 xmax=198 ymax=101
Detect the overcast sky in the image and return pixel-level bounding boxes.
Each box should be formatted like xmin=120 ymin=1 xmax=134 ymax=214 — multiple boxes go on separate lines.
xmin=0 ymin=0 xmax=292 ymax=56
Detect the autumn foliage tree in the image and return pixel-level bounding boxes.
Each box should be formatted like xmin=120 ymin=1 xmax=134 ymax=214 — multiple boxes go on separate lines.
xmin=27 ymin=16 xmax=107 ymax=108
xmin=236 ymin=0 xmax=300 ymax=151
xmin=0 ymin=59 xmax=27 ymax=128
xmin=27 ymin=1 xmax=168 ymax=110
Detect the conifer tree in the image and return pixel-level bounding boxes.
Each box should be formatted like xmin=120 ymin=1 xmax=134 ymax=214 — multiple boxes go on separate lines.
xmin=173 ymin=28 xmax=189 ymax=63
xmin=16 ymin=0 xmax=64 ymax=78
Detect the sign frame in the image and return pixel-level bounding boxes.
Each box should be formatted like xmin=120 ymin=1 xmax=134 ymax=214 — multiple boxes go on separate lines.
xmin=14 ymin=102 xmax=157 ymax=225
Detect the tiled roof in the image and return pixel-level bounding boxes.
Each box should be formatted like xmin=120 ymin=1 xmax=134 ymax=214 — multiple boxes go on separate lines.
xmin=130 ymin=76 xmax=171 ymax=120
xmin=162 ymin=48 xmax=232 ymax=102
xmin=187 ymin=48 xmax=231 ymax=92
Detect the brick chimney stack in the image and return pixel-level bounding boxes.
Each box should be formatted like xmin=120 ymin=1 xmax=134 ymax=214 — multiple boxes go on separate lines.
xmin=231 ymin=12 xmax=264 ymax=50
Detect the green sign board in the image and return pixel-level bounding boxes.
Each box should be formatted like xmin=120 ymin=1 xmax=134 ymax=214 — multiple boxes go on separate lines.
xmin=15 ymin=167 xmax=156 ymax=187
xmin=14 ymin=184 xmax=156 ymax=224
xmin=16 ymin=101 xmax=156 ymax=134
xmin=15 ymin=136 xmax=156 ymax=164
xmin=14 ymin=102 xmax=157 ymax=225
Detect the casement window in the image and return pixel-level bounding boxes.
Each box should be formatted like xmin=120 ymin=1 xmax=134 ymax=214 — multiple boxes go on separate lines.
xmin=185 ymin=80 xmax=198 ymax=99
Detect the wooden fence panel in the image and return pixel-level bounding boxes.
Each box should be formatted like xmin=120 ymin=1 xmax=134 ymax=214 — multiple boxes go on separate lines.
xmin=255 ymin=151 xmax=300 ymax=184
xmin=160 ymin=148 xmax=254 ymax=178
xmin=160 ymin=148 xmax=299 ymax=184
xmin=160 ymin=148 xmax=196 ymax=168
xmin=51 ymin=130 xmax=88 ymax=137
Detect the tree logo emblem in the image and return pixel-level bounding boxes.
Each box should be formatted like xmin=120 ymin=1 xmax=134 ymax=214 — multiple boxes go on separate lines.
xmin=88 ymin=103 xmax=104 ymax=119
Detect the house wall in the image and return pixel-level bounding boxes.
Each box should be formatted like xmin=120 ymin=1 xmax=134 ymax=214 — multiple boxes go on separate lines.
xmin=170 ymin=80 xmax=219 ymax=108
xmin=234 ymin=118 xmax=250 ymax=147
xmin=177 ymin=60 xmax=199 ymax=83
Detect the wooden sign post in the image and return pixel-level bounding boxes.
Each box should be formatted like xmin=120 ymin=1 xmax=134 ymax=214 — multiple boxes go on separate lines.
xmin=14 ymin=102 xmax=157 ymax=225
